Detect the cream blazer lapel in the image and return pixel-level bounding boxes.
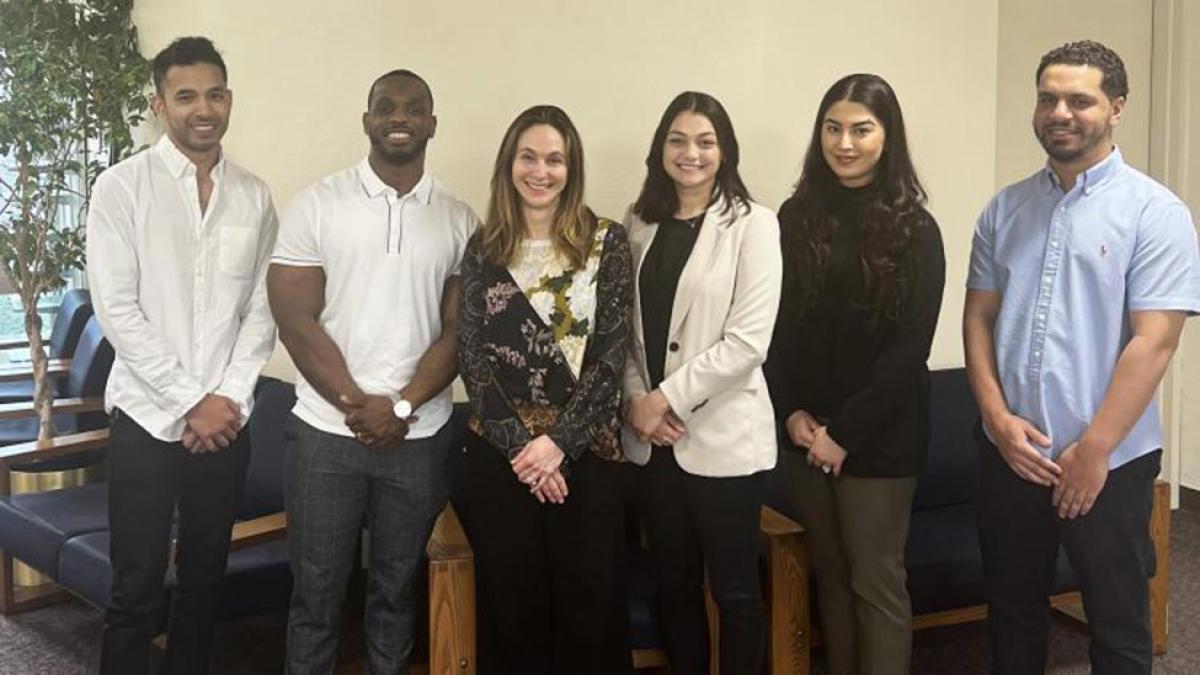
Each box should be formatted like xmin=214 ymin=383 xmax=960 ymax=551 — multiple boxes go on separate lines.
xmin=665 ymin=200 xmax=734 ymax=341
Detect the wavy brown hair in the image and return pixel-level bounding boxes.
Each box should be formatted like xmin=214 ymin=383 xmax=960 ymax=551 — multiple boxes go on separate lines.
xmin=480 ymin=105 xmax=596 ymax=269
xmin=780 ymin=73 xmax=928 ymax=322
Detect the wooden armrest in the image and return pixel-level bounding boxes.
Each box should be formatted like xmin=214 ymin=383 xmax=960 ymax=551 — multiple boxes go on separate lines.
xmin=427 ymin=502 xmax=476 ymax=674
xmin=0 ymin=358 xmax=71 ymax=382
xmin=0 ymin=429 xmax=111 ymax=495
xmin=760 ymin=504 xmax=803 ymax=538
xmin=229 ymin=512 xmax=287 ymax=552
xmin=758 ymin=504 xmax=811 ymax=675
xmin=427 ymin=502 xmax=473 ymax=561
xmin=0 ymin=397 xmax=105 ymax=421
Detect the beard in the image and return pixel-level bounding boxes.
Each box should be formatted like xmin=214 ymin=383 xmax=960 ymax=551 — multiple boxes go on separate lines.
xmin=1036 ymin=122 xmax=1109 ymax=164
xmin=369 ymin=133 xmax=429 ymax=166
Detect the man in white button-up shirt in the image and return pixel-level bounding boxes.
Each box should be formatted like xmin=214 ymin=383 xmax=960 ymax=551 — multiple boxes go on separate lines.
xmin=268 ymin=70 xmax=477 ymax=674
xmin=86 ymin=38 xmax=277 ymax=675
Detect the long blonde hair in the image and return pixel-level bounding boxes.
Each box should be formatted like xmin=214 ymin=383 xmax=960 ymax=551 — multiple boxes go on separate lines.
xmin=481 ymin=105 xmax=596 ymax=269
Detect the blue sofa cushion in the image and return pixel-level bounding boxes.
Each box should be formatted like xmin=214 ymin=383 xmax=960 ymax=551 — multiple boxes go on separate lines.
xmin=58 ymin=530 xmax=291 ymax=620
xmin=240 ymin=379 xmax=295 ymax=520
xmin=0 ymin=482 xmax=109 ymax=577
xmin=913 ymin=368 xmax=980 ymax=511
xmin=906 ymin=502 xmax=1082 ymax=615
xmin=0 ymin=377 xmax=67 ymax=404
xmin=905 ymin=503 xmax=986 ymax=615
xmin=627 ymin=546 xmax=662 ymax=650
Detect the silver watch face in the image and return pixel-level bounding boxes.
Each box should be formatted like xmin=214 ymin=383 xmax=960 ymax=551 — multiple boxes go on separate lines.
xmin=393 ymin=399 xmax=413 ymax=419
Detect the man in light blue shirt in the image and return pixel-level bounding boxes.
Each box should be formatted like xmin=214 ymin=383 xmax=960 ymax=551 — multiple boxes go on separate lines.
xmin=965 ymin=40 xmax=1200 ymax=674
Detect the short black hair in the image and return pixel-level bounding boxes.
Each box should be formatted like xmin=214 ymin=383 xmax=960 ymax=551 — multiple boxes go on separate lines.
xmin=152 ymin=37 xmax=227 ymax=94
xmin=367 ymin=69 xmax=434 ymax=110
xmin=1036 ymin=40 xmax=1129 ymax=100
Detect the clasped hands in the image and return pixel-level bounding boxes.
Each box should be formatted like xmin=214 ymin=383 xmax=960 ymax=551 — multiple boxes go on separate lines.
xmin=511 ymin=435 xmax=569 ymax=504
xmin=987 ymin=411 xmax=1110 ymax=519
xmin=629 ymin=389 xmax=686 ymax=447
xmin=182 ymin=393 xmax=242 ymax=453
xmin=785 ymin=409 xmax=847 ymax=476
xmin=338 ymin=392 xmax=417 ymax=448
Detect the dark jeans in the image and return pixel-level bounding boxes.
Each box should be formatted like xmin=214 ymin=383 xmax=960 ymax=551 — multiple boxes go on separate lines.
xmin=284 ymin=415 xmax=451 ymax=675
xmin=100 ymin=409 xmax=251 ymax=675
xmin=465 ymin=432 xmax=632 ymax=675
xmin=977 ymin=439 xmax=1160 ymax=675
xmin=639 ymin=447 xmax=766 ymax=675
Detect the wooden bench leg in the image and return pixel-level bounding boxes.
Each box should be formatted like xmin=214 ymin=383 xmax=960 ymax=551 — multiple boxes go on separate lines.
xmin=0 ymin=549 xmax=70 ymax=615
xmin=1149 ymin=479 xmax=1170 ymax=655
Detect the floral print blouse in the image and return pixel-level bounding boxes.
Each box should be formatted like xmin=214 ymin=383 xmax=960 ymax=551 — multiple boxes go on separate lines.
xmin=459 ymin=217 xmax=633 ymax=463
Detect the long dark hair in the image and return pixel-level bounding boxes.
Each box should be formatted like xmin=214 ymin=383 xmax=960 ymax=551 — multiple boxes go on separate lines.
xmin=481 ymin=105 xmax=596 ymax=269
xmin=633 ymin=91 xmax=752 ymax=223
xmin=780 ymin=73 xmax=928 ymax=321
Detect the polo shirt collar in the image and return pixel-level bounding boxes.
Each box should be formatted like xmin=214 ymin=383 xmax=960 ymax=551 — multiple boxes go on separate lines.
xmin=1042 ymin=146 xmax=1124 ymax=194
xmin=357 ymin=158 xmax=433 ymax=204
xmin=153 ymin=133 xmax=225 ymax=180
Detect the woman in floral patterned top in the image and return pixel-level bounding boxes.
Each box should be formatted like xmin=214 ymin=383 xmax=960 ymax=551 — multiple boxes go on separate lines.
xmin=458 ymin=105 xmax=634 ymax=675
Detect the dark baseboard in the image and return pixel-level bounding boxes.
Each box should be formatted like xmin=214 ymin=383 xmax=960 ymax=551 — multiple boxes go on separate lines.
xmin=1181 ymin=486 xmax=1200 ymax=511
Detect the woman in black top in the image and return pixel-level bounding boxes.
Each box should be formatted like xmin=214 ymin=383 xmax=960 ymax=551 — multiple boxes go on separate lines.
xmin=764 ymin=74 xmax=945 ymax=675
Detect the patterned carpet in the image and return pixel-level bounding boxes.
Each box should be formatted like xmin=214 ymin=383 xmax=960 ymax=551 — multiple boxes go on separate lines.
xmin=2 ymin=492 xmax=1198 ymax=674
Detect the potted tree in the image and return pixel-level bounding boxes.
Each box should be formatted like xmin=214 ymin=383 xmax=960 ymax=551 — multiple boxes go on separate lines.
xmin=0 ymin=0 xmax=149 ymax=441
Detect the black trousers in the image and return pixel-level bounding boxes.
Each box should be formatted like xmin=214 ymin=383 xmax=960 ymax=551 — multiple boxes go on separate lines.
xmin=465 ymin=433 xmax=632 ymax=675
xmin=977 ymin=438 xmax=1159 ymax=675
xmin=100 ymin=409 xmax=250 ymax=675
xmin=639 ymin=447 xmax=766 ymax=675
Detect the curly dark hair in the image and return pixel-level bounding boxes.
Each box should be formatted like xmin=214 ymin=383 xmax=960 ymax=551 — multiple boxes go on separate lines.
xmin=1036 ymin=40 xmax=1128 ymax=100
xmin=779 ymin=73 xmax=927 ymax=323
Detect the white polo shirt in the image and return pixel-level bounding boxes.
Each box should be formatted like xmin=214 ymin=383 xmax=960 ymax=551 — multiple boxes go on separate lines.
xmin=272 ymin=160 xmax=478 ymax=438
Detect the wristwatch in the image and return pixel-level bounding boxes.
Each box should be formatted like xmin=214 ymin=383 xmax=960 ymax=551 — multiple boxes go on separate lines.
xmin=392 ymin=397 xmax=413 ymax=419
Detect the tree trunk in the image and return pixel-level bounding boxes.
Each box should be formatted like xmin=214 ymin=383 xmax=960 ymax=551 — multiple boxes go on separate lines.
xmin=24 ymin=300 xmax=56 ymax=442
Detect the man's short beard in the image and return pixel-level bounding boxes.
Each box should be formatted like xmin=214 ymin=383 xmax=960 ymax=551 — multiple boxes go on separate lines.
xmin=1037 ymin=127 xmax=1106 ymax=164
xmin=371 ymin=135 xmax=429 ymax=166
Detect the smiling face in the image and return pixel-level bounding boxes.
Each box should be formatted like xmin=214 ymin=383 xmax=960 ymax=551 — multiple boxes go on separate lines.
xmin=1033 ymin=63 xmax=1123 ymax=168
xmin=152 ymin=63 xmax=231 ymax=161
xmin=511 ymin=123 xmax=568 ymax=217
xmin=820 ymin=99 xmax=886 ymax=188
xmin=662 ymin=111 xmax=721 ymax=194
xmin=362 ymin=74 xmax=437 ymax=166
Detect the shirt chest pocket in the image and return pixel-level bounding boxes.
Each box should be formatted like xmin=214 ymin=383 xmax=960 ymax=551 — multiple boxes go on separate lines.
xmin=219 ymin=227 xmax=259 ymax=278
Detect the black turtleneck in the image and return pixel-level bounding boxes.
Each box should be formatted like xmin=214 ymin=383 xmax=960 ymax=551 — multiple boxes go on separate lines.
xmin=764 ymin=184 xmax=946 ymax=478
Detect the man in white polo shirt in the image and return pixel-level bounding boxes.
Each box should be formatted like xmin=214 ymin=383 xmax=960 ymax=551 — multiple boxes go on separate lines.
xmin=268 ymin=69 xmax=477 ymax=674
xmin=87 ymin=37 xmax=278 ymax=674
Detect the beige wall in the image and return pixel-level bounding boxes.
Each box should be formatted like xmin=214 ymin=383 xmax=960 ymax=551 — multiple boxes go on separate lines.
xmin=995 ymin=0 xmax=1153 ymax=186
xmin=132 ymin=0 xmax=1000 ymax=378
xmin=1151 ymin=0 xmax=1200 ymax=490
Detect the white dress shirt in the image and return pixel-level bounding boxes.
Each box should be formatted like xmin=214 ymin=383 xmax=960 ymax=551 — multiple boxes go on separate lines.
xmin=271 ymin=160 xmax=479 ymax=439
xmin=86 ymin=135 xmax=279 ymax=441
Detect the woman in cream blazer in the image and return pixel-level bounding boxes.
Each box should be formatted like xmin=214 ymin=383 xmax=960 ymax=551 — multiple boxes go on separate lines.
xmin=623 ymin=91 xmax=782 ymax=675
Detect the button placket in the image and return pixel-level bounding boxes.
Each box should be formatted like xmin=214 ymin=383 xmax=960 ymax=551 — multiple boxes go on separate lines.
xmin=1029 ymin=197 xmax=1070 ymax=380
xmin=387 ymin=193 xmax=405 ymax=256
